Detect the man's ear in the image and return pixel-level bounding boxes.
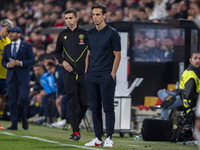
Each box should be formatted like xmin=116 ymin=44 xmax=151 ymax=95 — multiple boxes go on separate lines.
xmin=189 ymin=58 xmax=192 ymax=64
xmin=76 ymin=17 xmax=79 ymax=22
xmin=103 ymin=13 xmax=106 ymax=19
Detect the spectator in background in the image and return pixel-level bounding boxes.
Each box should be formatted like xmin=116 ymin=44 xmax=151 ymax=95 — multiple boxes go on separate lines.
xmin=29 ymin=64 xmax=46 ymax=122
xmin=115 ymin=0 xmax=126 ymax=9
xmin=105 ymin=0 xmax=118 ymax=12
xmin=145 ymin=2 xmax=155 ymax=20
xmin=128 ymin=6 xmax=139 ymax=21
xmin=32 ymin=63 xmax=57 ymax=125
xmin=178 ymin=0 xmax=188 ymax=19
xmin=171 ymin=29 xmax=184 ymax=45
xmin=43 ymin=2 xmax=54 ymax=14
xmin=46 ymin=62 xmax=70 ymax=128
xmin=136 ymin=8 xmax=148 ymax=21
xmin=17 ymin=15 xmax=26 ymax=33
xmin=126 ymin=0 xmax=138 ymax=8
xmin=165 ymin=2 xmax=180 ymax=20
xmin=151 ymin=0 xmax=168 ymax=20
xmin=2 ymin=27 xmax=35 ymax=130
xmin=107 ymin=11 xmax=117 ymax=22
xmin=35 ymin=45 xmax=45 ymax=62
xmin=189 ymin=0 xmax=200 ymax=29
xmin=0 ymin=19 xmax=13 ymax=130
xmin=46 ymin=43 xmax=56 ymax=55
xmin=115 ymin=9 xmax=127 ymax=21
xmin=43 ymin=55 xmax=57 ymax=69
xmin=134 ymin=37 xmax=159 ymax=62
xmin=159 ymin=36 xmax=174 ymax=61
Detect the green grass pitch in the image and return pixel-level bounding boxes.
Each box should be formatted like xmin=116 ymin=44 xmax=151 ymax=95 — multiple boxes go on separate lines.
xmin=0 ymin=121 xmax=198 ymax=150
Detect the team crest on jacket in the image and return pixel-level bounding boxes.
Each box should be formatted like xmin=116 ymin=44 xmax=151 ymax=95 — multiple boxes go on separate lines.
xmin=79 ymin=34 xmax=85 ymax=45
xmin=64 ymin=36 xmax=67 ymax=40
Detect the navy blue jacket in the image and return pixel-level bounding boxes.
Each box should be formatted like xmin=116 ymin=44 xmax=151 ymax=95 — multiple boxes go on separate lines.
xmin=1 ymin=41 xmax=35 ymax=84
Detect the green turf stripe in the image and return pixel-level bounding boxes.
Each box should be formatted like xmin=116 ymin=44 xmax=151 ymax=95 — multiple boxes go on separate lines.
xmin=0 ymin=131 xmax=103 ymax=150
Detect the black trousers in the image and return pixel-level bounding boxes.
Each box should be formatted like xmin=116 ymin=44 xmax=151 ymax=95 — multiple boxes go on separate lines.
xmin=85 ymin=71 xmax=116 ymax=139
xmin=7 ymin=71 xmax=29 ymax=126
xmin=63 ymin=72 xmax=88 ymax=133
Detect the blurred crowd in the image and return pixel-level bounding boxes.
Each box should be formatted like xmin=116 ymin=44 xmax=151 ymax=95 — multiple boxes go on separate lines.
xmin=1 ymin=0 xmax=197 ymax=62
xmin=1 ymin=0 xmax=199 ymax=126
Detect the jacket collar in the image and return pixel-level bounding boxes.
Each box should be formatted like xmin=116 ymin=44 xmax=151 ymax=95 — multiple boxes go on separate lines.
xmin=66 ymin=26 xmax=79 ymax=32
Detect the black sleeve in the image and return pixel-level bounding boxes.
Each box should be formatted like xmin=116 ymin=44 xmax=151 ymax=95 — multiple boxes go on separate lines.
xmin=84 ymin=30 xmax=88 ymax=46
xmin=55 ymin=33 xmax=64 ymax=64
xmin=185 ymin=78 xmax=198 ymax=102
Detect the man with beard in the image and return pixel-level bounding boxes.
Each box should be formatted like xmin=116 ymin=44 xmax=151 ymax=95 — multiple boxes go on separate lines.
xmin=2 ymin=27 xmax=34 ymax=130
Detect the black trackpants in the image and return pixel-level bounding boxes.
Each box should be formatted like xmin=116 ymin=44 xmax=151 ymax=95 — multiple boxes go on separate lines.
xmin=63 ymin=72 xmax=88 ymax=133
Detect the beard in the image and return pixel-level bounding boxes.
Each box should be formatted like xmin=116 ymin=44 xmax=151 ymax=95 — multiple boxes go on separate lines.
xmin=10 ymin=36 xmax=17 ymax=41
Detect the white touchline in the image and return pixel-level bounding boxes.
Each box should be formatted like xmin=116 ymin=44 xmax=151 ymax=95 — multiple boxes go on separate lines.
xmin=0 ymin=131 xmax=103 ymax=150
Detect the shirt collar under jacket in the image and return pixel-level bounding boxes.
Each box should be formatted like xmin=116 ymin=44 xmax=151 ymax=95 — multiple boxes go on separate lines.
xmin=66 ymin=26 xmax=79 ymax=32
xmin=12 ymin=38 xmax=21 ymax=46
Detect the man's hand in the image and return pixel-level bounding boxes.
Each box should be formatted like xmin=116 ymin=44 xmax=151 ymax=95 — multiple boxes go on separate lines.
xmin=8 ymin=61 xmax=16 ymax=68
xmin=14 ymin=60 xmax=21 ymax=67
xmin=29 ymin=81 xmax=36 ymax=86
xmin=63 ymin=60 xmax=73 ymax=72
xmin=195 ymin=119 xmax=200 ymax=132
xmin=111 ymin=72 xmax=116 ymax=80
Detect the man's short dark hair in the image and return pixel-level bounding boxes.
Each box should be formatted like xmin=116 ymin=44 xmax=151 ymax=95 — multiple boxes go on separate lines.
xmin=64 ymin=8 xmax=77 ymax=17
xmin=191 ymin=52 xmax=200 ymax=58
xmin=47 ymin=62 xmax=56 ymax=68
xmin=145 ymin=2 xmax=154 ymax=10
xmin=138 ymin=8 xmax=146 ymax=13
xmin=92 ymin=4 xmax=106 ymax=14
xmin=44 ymin=55 xmax=55 ymax=61
xmin=33 ymin=63 xmax=43 ymax=69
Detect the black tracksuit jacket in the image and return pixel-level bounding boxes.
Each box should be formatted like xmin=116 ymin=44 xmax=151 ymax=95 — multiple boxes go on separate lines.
xmin=55 ymin=27 xmax=88 ymax=74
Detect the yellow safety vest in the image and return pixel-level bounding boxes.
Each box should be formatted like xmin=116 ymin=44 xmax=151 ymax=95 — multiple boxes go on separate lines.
xmin=179 ymin=70 xmax=200 ymax=113
xmin=0 ymin=37 xmax=11 ymax=79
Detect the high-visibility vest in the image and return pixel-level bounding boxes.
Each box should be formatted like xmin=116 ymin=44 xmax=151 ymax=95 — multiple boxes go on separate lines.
xmin=179 ymin=70 xmax=200 ymax=113
xmin=0 ymin=37 xmax=11 ymax=79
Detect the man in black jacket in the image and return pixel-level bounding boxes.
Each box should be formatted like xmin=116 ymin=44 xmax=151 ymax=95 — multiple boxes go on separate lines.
xmin=55 ymin=8 xmax=88 ymax=141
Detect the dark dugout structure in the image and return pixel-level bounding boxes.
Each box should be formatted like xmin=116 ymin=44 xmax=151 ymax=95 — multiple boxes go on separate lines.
xmin=108 ymin=19 xmax=199 ymax=106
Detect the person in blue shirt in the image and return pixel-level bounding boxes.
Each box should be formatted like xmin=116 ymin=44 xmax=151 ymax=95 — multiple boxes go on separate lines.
xmin=33 ymin=63 xmax=57 ymax=124
xmin=85 ymin=4 xmax=121 ymax=147
xmin=46 ymin=62 xmax=70 ymax=127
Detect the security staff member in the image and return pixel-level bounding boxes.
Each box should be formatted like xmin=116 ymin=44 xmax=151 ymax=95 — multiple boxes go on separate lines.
xmin=179 ymin=52 xmax=200 ymax=113
xmin=55 ymin=8 xmax=88 ymax=141
xmin=159 ymin=52 xmax=200 ymax=119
